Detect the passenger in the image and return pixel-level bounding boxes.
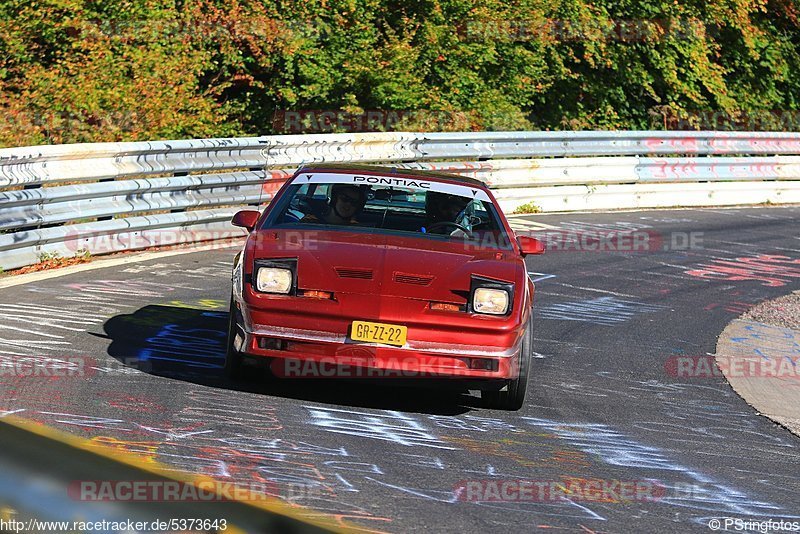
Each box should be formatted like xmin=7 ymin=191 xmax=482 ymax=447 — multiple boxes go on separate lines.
xmin=302 ymin=184 xmax=367 ymax=225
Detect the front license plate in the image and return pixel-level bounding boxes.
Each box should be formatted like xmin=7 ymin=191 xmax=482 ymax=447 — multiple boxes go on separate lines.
xmin=351 ymin=321 xmax=407 ymax=346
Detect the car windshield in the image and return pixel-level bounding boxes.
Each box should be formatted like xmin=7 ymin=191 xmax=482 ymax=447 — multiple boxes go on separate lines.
xmin=262 ymin=177 xmax=513 ymax=250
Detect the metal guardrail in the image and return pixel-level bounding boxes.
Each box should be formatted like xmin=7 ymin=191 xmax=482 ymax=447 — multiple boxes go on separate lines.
xmin=4 ymin=131 xmax=800 ymax=187
xmin=405 ymin=156 xmax=800 ymax=187
xmin=1 ymin=131 xmax=800 ymax=271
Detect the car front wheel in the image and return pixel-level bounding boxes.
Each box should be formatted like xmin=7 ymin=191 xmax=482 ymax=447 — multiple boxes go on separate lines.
xmin=224 ymin=295 xmax=244 ymax=380
xmin=481 ymin=317 xmax=532 ymax=411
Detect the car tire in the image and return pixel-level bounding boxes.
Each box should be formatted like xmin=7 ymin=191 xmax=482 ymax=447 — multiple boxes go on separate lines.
xmin=481 ymin=316 xmax=532 ymax=411
xmin=225 ymin=295 xmax=244 ymax=380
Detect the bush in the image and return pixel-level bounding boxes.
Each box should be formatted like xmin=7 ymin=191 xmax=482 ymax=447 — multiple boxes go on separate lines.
xmin=1 ymin=0 xmax=798 ymax=147
xmin=513 ymin=201 xmax=542 ymax=214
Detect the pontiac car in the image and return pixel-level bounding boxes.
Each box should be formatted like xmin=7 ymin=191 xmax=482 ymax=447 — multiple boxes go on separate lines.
xmin=227 ymin=164 xmax=544 ymax=410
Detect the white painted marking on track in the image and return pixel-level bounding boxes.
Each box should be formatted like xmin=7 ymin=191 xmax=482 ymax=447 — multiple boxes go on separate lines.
xmin=334 ymin=473 xmax=359 ymax=492
xmin=554 ymin=283 xmax=639 ymax=298
xmin=715 ymin=240 xmax=757 ymax=248
xmin=508 ymin=218 xmax=561 ymax=231
xmin=0 ymin=239 xmax=244 ymax=289
xmin=528 ymin=272 xmax=557 ymax=283
xmin=0 ymin=324 xmax=65 ymax=338
xmin=363 ymin=476 xmax=461 ymax=503
xmin=559 ymin=497 xmax=608 ymax=521
xmin=656 ymin=261 xmax=694 ymax=270
xmin=0 ymin=338 xmax=70 ymax=347
xmin=136 ymin=425 xmax=215 ymax=440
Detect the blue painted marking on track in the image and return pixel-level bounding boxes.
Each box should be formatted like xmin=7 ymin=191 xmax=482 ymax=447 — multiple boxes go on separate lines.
xmin=138 ymin=323 xmax=226 ymax=369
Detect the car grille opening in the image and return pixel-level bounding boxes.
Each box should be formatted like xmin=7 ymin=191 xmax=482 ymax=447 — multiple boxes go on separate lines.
xmin=258 ymin=337 xmax=286 ymax=351
xmin=468 ymin=358 xmax=499 ymax=371
xmin=335 ymin=267 xmax=374 ymax=279
xmin=394 ymin=273 xmax=434 ymax=286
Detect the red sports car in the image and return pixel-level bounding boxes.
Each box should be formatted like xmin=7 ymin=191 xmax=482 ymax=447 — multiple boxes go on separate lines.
xmin=227 ymin=164 xmax=544 ymax=410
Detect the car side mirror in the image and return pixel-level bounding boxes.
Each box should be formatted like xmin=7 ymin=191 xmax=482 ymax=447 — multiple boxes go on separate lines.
xmin=231 ymin=210 xmax=260 ymax=232
xmin=517 ymin=235 xmax=545 ymax=256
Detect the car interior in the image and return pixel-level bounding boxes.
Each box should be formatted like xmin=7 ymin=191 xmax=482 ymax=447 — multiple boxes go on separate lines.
xmin=281 ymin=184 xmax=483 ymax=226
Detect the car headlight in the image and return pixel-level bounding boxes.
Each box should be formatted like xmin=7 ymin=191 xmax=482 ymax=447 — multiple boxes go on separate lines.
xmin=473 ymin=288 xmax=510 ymax=315
xmin=470 ymin=275 xmax=514 ymax=315
xmin=255 ymin=266 xmax=294 ymax=294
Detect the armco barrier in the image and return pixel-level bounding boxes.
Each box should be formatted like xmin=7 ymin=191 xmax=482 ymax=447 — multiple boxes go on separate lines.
xmin=1 ymin=131 xmax=800 ymax=271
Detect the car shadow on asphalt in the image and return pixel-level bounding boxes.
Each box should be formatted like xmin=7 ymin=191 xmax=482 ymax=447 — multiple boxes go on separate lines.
xmin=102 ymin=305 xmax=477 ymax=415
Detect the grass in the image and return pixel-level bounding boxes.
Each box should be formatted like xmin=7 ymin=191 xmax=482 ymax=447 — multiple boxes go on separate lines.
xmin=75 ymin=248 xmax=92 ymax=260
xmin=12 ymin=249 xmax=95 ymax=275
xmin=37 ymin=251 xmax=62 ymax=262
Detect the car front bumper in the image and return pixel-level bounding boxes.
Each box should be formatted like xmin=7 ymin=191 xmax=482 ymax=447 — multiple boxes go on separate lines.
xmin=235 ymin=312 xmax=525 ymax=381
xmin=233 ymin=282 xmax=530 ymax=381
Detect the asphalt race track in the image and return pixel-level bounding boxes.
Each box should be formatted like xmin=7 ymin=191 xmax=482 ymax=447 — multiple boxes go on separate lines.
xmin=1 ymin=206 xmax=799 ymax=533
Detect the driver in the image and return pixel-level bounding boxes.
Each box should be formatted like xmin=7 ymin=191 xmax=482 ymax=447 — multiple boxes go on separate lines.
xmin=302 ymin=184 xmax=367 ymax=225
xmin=424 ymin=192 xmax=471 ymax=234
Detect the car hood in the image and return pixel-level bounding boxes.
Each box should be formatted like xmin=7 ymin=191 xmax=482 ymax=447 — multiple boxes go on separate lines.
xmin=252 ymin=229 xmax=521 ymax=303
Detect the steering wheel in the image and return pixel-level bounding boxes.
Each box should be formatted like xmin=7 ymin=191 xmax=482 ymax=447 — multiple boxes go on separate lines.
xmin=426 ymin=221 xmax=474 ymax=237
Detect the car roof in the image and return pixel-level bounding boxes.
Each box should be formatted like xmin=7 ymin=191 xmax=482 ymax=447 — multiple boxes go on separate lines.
xmin=295 ymin=163 xmax=488 ymax=189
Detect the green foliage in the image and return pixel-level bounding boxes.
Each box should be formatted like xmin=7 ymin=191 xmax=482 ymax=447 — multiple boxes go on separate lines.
xmin=37 ymin=251 xmax=62 ymax=262
xmin=1 ymin=0 xmax=799 ymax=147
xmin=75 ymin=248 xmax=92 ymax=260
xmin=513 ymin=201 xmax=542 ymax=214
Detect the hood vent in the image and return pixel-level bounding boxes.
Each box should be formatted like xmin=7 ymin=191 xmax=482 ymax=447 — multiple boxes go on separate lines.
xmin=394 ymin=273 xmax=434 ymax=286
xmin=335 ymin=267 xmax=373 ymax=280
